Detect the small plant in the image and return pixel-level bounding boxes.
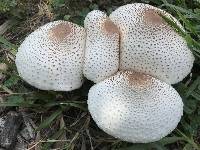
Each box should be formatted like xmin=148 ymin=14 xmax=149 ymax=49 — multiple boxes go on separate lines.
xmin=0 ymin=0 xmax=17 ymax=13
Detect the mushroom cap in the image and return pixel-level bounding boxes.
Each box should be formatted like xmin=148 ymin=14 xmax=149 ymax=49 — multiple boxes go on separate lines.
xmin=83 ymin=10 xmax=120 ymax=83
xmin=109 ymin=3 xmax=194 ymax=84
xmin=15 ymin=20 xmax=86 ymax=91
xmin=88 ymin=70 xmax=183 ymax=143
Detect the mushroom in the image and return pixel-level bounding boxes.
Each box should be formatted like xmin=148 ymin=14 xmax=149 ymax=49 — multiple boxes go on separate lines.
xmin=83 ymin=10 xmax=120 ymax=83
xmin=109 ymin=3 xmax=194 ymax=84
xmin=88 ymin=70 xmax=183 ymax=143
xmin=15 ymin=20 xmax=86 ymax=91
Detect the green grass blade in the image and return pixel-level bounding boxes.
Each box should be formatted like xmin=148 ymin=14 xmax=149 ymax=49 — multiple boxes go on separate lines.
xmin=163 ymin=3 xmax=200 ymax=20
xmin=158 ymin=136 xmax=186 ymax=145
xmin=0 ymin=35 xmax=18 ymax=55
xmin=191 ymin=92 xmax=200 ymax=101
xmin=160 ymin=13 xmax=200 ymax=57
xmin=175 ymin=11 xmax=198 ymax=36
xmin=41 ymin=128 xmax=66 ymax=150
xmin=0 ymin=95 xmax=40 ymax=107
xmin=160 ymin=13 xmax=185 ymax=36
xmin=37 ymin=109 xmax=62 ymax=131
xmin=185 ymin=77 xmax=200 ymax=98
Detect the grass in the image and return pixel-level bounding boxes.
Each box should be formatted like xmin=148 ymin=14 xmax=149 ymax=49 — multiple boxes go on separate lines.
xmin=0 ymin=0 xmax=200 ymax=149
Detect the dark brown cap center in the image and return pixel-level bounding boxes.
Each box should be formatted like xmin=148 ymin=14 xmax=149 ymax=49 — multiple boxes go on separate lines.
xmin=125 ymin=71 xmax=153 ymax=88
xmin=143 ymin=9 xmax=166 ymax=25
xmin=104 ymin=19 xmax=119 ymax=35
xmin=49 ymin=23 xmax=71 ymax=41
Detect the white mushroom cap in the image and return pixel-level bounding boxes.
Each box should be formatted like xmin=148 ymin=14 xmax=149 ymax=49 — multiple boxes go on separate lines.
xmin=83 ymin=10 xmax=120 ymax=83
xmin=15 ymin=21 xmax=86 ymax=91
xmin=88 ymin=70 xmax=183 ymax=143
xmin=109 ymin=3 xmax=194 ymax=84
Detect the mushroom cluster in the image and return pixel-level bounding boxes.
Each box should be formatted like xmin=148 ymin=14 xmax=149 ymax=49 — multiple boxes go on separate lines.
xmin=15 ymin=3 xmax=194 ymax=143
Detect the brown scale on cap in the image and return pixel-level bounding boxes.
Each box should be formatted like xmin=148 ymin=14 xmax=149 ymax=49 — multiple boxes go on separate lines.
xmin=142 ymin=9 xmax=166 ymax=26
xmin=49 ymin=23 xmax=72 ymax=41
xmin=103 ymin=19 xmax=119 ymax=35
